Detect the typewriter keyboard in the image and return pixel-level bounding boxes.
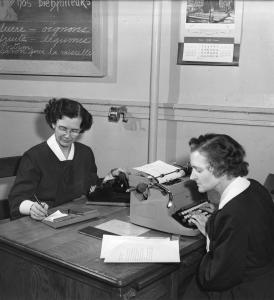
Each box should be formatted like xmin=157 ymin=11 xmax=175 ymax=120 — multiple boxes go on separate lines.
xmin=172 ymin=201 xmax=210 ymax=229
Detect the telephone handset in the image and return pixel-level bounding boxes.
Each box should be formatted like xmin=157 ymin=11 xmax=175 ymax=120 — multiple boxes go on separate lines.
xmin=88 ymin=171 xmax=130 ymax=204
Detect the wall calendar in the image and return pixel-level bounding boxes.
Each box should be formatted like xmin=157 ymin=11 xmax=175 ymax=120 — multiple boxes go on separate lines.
xmin=177 ymin=0 xmax=243 ymax=66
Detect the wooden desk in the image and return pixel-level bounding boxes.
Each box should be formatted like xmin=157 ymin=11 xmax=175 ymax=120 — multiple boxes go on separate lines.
xmin=0 ymin=203 xmax=204 ymax=300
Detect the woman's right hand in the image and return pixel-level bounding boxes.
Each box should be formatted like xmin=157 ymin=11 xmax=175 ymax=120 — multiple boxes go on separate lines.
xmin=189 ymin=213 xmax=209 ymax=236
xmin=30 ymin=202 xmax=49 ymax=220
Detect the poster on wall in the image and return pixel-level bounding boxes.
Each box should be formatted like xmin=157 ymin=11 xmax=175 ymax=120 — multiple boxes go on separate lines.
xmin=177 ymin=0 xmax=243 ymax=66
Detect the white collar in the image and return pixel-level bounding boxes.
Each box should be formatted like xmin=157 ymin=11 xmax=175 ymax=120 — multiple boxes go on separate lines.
xmin=219 ymin=177 xmax=250 ymax=209
xmin=47 ymin=134 xmax=75 ymax=161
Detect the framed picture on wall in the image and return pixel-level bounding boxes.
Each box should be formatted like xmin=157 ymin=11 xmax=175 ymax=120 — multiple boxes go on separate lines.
xmin=177 ymin=0 xmax=243 ymax=66
xmin=0 ymin=0 xmax=108 ymax=77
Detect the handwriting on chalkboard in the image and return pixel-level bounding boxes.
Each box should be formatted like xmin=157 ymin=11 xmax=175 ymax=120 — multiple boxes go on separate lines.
xmin=0 ymin=0 xmax=93 ymax=61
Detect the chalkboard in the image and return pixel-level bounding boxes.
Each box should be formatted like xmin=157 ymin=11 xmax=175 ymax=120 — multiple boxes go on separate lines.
xmin=0 ymin=0 xmax=108 ymax=77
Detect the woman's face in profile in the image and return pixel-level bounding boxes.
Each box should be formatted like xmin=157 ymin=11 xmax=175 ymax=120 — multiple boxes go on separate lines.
xmin=52 ymin=116 xmax=82 ymax=150
xmin=190 ymin=150 xmax=220 ymax=193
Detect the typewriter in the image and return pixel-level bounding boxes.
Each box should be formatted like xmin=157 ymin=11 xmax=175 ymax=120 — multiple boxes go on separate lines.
xmin=130 ymin=176 xmax=209 ymax=236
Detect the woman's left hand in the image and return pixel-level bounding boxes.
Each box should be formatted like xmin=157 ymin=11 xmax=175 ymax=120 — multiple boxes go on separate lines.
xmin=200 ymin=202 xmax=216 ymax=214
xmin=103 ymin=168 xmax=129 ymax=183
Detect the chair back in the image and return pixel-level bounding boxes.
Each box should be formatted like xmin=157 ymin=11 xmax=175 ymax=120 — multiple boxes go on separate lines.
xmin=0 ymin=156 xmax=21 ymax=220
xmin=264 ymin=173 xmax=274 ymax=201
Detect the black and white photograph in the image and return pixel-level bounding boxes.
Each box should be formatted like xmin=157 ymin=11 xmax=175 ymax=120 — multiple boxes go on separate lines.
xmin=0 ymin=1 xmax=273 ymax=299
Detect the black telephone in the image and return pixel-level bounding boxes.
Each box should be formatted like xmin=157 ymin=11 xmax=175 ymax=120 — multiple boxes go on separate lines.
xmin=87 ymin=171 xmax=130 ymax=204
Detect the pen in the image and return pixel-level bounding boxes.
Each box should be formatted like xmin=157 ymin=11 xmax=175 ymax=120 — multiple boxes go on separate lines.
xmin=34 ymin=194 xmax=48 ymax=217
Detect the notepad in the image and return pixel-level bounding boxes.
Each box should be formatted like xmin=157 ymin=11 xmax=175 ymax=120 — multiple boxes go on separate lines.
xmin=42 ymin=208 xmax=99 ymax=229
xmin=101 ymin=235 xmax=180 ymax=263
xmin=43 ymin=210 xmax=69 ymax=222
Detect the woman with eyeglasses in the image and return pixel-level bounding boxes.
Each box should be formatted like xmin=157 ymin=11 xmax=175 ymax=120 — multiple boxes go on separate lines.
xmin=182 ymin=134 xmax=274 ymax=300
xmin=9 ymin=98 xmax=121 ymax=220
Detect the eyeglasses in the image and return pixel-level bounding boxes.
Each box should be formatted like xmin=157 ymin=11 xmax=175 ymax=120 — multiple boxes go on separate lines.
xmin=57 ymin=126 xmax=81 ymax=136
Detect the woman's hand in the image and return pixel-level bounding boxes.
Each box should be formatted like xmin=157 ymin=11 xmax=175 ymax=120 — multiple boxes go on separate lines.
xmin=30 ymin=202 xmax=49 ymax=220
xmin=103 ymin=168 xmax=129 ymax=183
xmin=200 ymin=202 xmax=216 ymax=214
xmin=189 ymin=212 xmax=210 ymax=236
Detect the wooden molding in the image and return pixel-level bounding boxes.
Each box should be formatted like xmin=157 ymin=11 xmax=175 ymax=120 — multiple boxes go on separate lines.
xmin=1 ymin=96 xmax=274 ymax=127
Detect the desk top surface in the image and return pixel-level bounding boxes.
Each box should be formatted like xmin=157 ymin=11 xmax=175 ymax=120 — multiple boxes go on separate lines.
xmin=0 ymin=201 xmax=204 ymax=288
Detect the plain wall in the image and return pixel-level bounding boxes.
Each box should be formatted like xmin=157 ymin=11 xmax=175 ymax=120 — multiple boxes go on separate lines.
xmin=1 ymin=0 xmax=274 ymax=199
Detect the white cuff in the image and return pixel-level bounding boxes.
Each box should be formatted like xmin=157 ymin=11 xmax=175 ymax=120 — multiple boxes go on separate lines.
xmin=89 ymin=185 xmax=96 ymax=193
xmin=19 ymin=200 xmax=34 ymax=215
xmin=206 ymin=234 xmax=210 ymax=252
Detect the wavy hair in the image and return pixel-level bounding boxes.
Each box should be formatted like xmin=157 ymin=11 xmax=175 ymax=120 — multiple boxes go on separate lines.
xmin=189 ymin=134 xmax=249 ymax=178
xmin=44 ymin=98 xmax=93 ymax=133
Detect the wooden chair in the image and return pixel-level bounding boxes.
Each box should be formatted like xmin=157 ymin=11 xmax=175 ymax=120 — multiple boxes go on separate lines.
xmin=0 ymin=156 xmax=21 ymax=222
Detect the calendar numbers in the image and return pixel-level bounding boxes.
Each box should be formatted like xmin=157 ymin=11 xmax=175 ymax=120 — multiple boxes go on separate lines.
xmin=183 ymin=43 xmax=234 ymax=63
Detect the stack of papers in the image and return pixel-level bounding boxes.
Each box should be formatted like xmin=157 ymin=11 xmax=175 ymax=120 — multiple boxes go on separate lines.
xmin=101 ymin=235 xmax=180 ymax=263
xmin=134 ymin=160 xmax=185 ymax=184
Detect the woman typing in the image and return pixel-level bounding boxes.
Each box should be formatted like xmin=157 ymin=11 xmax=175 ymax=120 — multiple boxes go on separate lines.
xmin=182 ymin=134 xmax=274 ymax=300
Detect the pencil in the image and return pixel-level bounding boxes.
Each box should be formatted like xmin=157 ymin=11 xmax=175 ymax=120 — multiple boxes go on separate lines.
xmin=34 ymin=194 xmax=48 ymax=217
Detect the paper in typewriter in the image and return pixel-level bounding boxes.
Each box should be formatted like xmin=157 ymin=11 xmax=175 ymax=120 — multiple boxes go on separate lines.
xmin=134 ymin=160 xmax=185 ymax=184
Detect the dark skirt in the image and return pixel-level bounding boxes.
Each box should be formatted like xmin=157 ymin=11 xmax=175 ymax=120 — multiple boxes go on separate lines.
xmin=181 ymin=267 xmax=274 ymax=300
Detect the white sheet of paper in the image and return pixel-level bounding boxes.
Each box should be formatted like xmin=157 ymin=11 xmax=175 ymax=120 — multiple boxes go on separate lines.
xmin=96 ymin=219 xmax=149 ymax=236
xmin=134 ymin=160 xmax=184 ymax=183
xmin=43 ymin=210 xmax=68 ymax=222
xmin=134 ymin=160 xmax=179 ymax=176
xmin=101 ymin=235 xmax=180 ymax=263
xmin=100 ymin=235 xmax=170 ymax=259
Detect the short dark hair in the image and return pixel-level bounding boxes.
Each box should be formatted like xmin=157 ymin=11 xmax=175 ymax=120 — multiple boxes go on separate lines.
xmin=189 ymin=134 xmax=249 ymax=178
xmin=44 ymin=98 xmax=93 ymax=133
